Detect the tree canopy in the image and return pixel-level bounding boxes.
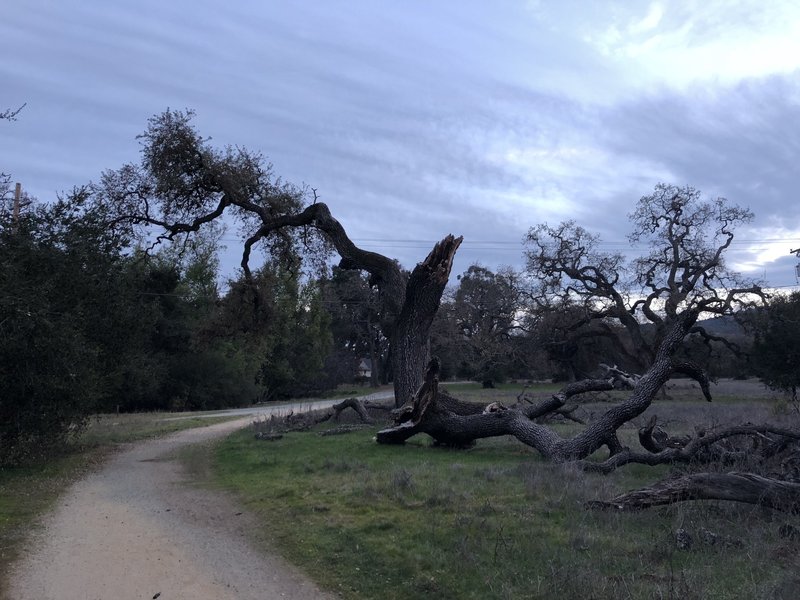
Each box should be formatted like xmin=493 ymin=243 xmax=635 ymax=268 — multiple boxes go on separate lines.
xmin=749 ymin=290 xmax=800 ymax=402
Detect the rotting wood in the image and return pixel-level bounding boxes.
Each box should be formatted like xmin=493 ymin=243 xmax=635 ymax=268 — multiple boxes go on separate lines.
xmin=587 ymin=472 xmax=800 ymax=513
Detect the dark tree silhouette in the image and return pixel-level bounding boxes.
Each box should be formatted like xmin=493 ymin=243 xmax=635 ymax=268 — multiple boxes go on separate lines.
xmin=378 ymin=184 xmax=779 ymax=473
xmin=99 ymin=110 xmax=460 ymax=407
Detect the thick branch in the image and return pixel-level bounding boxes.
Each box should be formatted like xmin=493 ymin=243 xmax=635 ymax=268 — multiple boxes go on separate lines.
xmin=588 ymin=472 xmax=800 ymax=513
xmin=242 ymin=202 xmax=407 ymax=314
xmin=582 ymin=424 xmax=800 ymax=474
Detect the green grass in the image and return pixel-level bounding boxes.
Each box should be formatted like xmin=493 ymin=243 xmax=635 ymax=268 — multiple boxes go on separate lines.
xmin=0 ymin=411 xmax=240 ymax=596
xmin=208 ymin=396 xmax=800 ymax=599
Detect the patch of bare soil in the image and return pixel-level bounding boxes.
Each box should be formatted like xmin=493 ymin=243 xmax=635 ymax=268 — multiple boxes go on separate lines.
xmin=8 ymin=419 xmax=336 ymax=600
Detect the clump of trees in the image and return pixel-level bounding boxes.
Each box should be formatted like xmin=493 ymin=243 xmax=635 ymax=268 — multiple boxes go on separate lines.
xmin=0 ymin=188 xmax=335 ymax=464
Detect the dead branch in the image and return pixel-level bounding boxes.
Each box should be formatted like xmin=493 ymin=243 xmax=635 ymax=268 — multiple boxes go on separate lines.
xmin=587 ymin=472 xmax=800 ymax=513
xmin=376 ymin=359 xmax=613 ymax=452
xmin=581 ymin=425 xmax=800 ymax=474
xmin=599 ymin=363 xmax=641 ymax=389
xmin=638 ymin=415 xmax=690 ymax=453
xmin=329 ymin=397 xmax=374 ymax=424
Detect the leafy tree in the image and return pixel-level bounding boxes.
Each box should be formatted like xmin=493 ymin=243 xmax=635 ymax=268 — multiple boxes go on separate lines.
xmin=98 ymin=109 xmax=461 ymax=407
xmin=749 ymin=291 xmax=800 ymax=401
xmin=320 ymin=266 xmax=388 ymax=386
xmin=211 ymin=263 xmax=332 ymax=402
xmin=0 ymin=191 xmax=129 ymax=463
xmin=433 ymin=265 xmax=525 ymax=384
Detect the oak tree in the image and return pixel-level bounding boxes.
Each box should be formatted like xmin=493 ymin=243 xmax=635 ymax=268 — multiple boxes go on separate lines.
xmin=99 ymin=110 xmax=460 ymax=407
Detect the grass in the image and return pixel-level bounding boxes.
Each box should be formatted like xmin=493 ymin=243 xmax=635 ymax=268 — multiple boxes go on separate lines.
xmin=0 ymin=410 xmax=240 ymax=595
xmin=319 ymin=383 xmax=395 ymax=399
xmin=207 ymin=380 xmax=800 ymax=599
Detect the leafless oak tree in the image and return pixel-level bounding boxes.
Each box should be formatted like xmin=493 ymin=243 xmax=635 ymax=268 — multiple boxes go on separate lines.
xmin=377 ymin=185 xmax=793 ymax=481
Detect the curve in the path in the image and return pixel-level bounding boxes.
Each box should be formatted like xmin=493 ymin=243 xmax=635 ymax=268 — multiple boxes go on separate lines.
xmin=8 ymin=403 xmax=343 ymax=600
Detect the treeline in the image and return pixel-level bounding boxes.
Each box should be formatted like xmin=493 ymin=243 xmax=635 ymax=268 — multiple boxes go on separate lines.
xmin=2 ymin=185 xmax=798 ymax=464
xmin=0 ymin=190 xmax=337 ymax=463
xmin=430 ymin=265 xmax=768 ymax=386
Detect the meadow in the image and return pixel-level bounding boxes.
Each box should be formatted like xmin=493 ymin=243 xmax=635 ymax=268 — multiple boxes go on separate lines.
xmin=207 ymin=379 xmax=800 ymax=599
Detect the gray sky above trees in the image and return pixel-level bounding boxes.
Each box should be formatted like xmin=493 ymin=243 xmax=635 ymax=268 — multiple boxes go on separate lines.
xmin=2 ymin=0 xmax=800 ymax=287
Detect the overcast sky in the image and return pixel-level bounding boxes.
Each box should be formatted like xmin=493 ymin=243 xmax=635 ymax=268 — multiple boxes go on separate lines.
xmin=2 ymin=0 xmax=799 ymax=288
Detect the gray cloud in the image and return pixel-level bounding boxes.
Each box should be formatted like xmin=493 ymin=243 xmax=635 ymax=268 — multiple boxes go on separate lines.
xmin=2 ymin=0 xmax=798 ymax=287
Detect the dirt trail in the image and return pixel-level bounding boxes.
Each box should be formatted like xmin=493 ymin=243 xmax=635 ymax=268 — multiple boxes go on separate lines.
xmin=8 ymin=416 xmax=337 ymax=600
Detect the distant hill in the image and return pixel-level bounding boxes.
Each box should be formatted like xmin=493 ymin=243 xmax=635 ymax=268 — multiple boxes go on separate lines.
xmin=695 ymin=315 xmax=747 ymax=337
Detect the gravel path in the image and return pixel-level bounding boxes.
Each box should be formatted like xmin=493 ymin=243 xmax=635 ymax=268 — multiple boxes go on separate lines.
xmin=8 ymin=410 xmax=340 ymax=600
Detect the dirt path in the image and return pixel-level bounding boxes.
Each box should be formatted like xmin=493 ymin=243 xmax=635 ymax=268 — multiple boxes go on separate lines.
xmin=8 ymin=415 xmax=338 ymax=600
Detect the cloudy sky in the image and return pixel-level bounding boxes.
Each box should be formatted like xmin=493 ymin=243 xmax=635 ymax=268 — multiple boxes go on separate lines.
xmin=2 ymin=0 xmax=799 ymax=287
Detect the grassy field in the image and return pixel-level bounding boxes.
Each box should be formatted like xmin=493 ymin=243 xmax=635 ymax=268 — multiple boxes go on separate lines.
xmin=208 ymin=379 xmax=800 ymax=599
xmin=0 ymin=411 xmax=239 ymax=592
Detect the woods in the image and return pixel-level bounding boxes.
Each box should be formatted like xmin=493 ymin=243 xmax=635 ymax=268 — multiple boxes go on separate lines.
xmin=3 ymin=109 xmax=800 ymax=480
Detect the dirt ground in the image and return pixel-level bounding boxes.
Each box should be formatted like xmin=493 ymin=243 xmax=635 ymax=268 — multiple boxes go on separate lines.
xmin=7 ymin=418 xmax=336 ymax=600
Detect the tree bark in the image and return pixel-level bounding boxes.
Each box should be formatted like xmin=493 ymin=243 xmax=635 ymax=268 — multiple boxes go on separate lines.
xmin=587 ymin=472 xmax=800 ymax=513
xmin=376 ymin=359 xmax=614 ymax=454
xmin=388 ymin=235 xmax=462 ymax=407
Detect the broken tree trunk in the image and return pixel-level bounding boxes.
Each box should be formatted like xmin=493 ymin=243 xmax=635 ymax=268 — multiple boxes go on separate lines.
xmin=587 ymin=472 xmax=800 ymax=513
xmin=376 ymin=358 xmax=615 ymax=455
xmin=638 ymin=415 xmax=690 ymax=453
xmin=389 ymin=235 xmax=462 ymax=408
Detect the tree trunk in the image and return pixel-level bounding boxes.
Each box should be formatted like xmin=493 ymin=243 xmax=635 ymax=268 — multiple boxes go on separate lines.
xmin=389 ymin=235 xmax=462 ymax=407
xmin=368 ymin=327 xmax=380 ymax=388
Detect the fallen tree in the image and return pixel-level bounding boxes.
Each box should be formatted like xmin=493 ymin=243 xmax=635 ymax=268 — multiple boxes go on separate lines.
xmin=379 ymin=187 xmax=768 ymax=455
xmin=378 ymin=186 xmax=800 ymax=509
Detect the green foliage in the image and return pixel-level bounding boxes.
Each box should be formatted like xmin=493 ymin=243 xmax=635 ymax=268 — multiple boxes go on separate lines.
xmin=750 ymin=291 xmax=800 ymax=400
xmin=214 ymin=264 xmax=332 ymax=401
xmin=0 ymin=193 xmax=123 ymax=464
xmin=433 ymin=265 xmax=529 ymax=383
xmin=319 ymin=267 xmax=388 ymax=386
xmin=0 ymin=184 xmax=336 ymax=463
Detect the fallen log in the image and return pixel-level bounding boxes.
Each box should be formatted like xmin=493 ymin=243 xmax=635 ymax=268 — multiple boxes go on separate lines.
xmin=587 ymin=472 xmax=800 ymax=513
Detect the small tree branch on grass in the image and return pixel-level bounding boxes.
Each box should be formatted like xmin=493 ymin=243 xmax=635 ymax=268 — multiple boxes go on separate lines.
xmin=318 ymin=424 xmax=372 ymax=436
xmin=328 ymin=397 xmax=375 ymax=424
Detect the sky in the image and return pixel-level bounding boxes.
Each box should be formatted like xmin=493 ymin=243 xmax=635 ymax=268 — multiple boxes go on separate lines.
xmin=2 ymin=0 xmax=800 ymax=288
